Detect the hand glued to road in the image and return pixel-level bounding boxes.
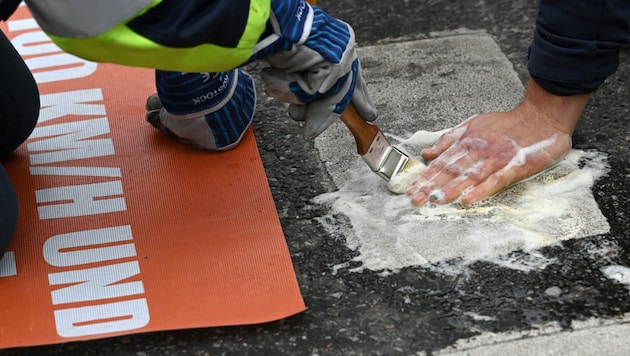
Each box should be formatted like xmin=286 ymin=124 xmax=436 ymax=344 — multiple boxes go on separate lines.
xmin=406 ymin=79 xmax=589 ymax=206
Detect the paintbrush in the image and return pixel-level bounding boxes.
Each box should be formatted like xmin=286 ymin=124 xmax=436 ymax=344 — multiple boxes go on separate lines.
xmin=340 ymin=102 xmax=426 ymax=193
xmin=300 ymin=0 xmax=426 ymax=193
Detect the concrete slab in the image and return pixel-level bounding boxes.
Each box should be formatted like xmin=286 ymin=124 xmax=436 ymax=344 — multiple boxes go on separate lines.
xmin=317 ymin=32 xmax=524 ymax=188
xmin=438 ymin=313 xmax=630 ymax=355
xmin=313 ymin=32 xmax=628 ymax=354
xmin=314 ymin=33 xmax=609 ymax=268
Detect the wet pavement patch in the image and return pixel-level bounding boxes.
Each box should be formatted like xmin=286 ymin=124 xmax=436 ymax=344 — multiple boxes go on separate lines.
xmin=315 ymin=35 xmax=611 ymax=272
xmin=312 ymin=34 xmax=630 ymax=352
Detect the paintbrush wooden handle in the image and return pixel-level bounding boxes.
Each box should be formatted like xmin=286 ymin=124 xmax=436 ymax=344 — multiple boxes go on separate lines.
xmin=340 ymin=102 xmax=381 ymax=155
xmin=305 ymin=1 xmax=380 ymax=155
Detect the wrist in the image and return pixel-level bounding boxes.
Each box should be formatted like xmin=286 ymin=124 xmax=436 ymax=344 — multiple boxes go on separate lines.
xmin=516 ymin=78 xmax=589 ymax=135
xmin=249 ymin=0 xmax=313 ymax=62
xmin=269 ymin=0 xmax=313 ymax=45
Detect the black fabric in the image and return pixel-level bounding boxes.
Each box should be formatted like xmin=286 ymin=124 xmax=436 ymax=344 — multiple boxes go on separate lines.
xmin=126 ymin=0 xmax=251 ymax=48
xmin=0 ymin=31 xmax=39 ymax=157
xmin=0 ymin=0 xmax=21 ymax=21
xmin=530 ymin=74 xmax=604 ymax=96
xmin=0 ymin=30 xmax=39 ymax=258
xmin=0 ymin=165 xmax=18 ymax=258
xmin=528 ymin=0 xmax=630 ymax=95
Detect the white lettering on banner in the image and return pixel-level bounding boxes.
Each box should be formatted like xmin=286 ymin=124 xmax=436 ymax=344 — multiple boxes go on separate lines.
xmin=7 ymin=14 xmax=149 ymax=338
xmin=10 ymin=19 xmax=97 ymax=84
xmin=28 ymin=117 xmax=115 ymax=164
xmin=30 ymin=166 xmax=122 ymax=177
xmin=43 ymin=226 xmax=136 ymax=267
xmin=7 ymin=18 xmax=38 ymax=32
xmin=36 ymin=181 xmax=126 ymax=219
xmin=54 ymin=299 xmax=150 ymax=338
xmin=11 ymin=31 xmax=60 ymax=55
xmin=38 ymin=89 xmax=107 ymax=124
xmin=49 ymin=261 xmax=144 ymax=305
xmin=0 ymin=252 xmax=17 ymax=277
xmin=27 ymin=53 xmax=98 ymax=84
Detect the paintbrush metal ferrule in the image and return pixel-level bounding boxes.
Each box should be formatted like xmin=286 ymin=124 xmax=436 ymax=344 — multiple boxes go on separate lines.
xmin=360 ymin=130 xmax=410 ymax=180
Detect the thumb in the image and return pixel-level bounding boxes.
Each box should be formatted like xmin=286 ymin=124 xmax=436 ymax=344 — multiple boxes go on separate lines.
xmin=351 ymin=73 xmax=378 ymax=122
xmin=260 ymin=67 xmax=304 ymax=105
xmin=303 ymin=111 xmax=339 ymax=140
xmin=288 ymin=104 xmax=307 ymax=122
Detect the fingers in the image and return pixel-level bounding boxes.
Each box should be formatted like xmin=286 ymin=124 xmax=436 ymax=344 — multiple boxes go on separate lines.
xmin=303 ymin=112 xmax=339 ymax=140
xmin=461 ymin=134 xmax=572 ymax=204
xmin=460 ymin=155 xmax=544 ymax=205
xmin=351 ymin=68 xmax=378 ymax=122
xmin=459 ymin=169 xmax=511 ymax=205
xmin=302 ymin=66 xmax=354 ymax=139
xmin=145 ymin=93 xmax=162 ymax=111
xmin=408 ymin=157 xmax=497 ymax=206
xmin=410 ymin=134 xmax=492 ymax=192
xmin=409 ymin=132 xmax=572 ymax=206
xmin=288 ymin=104 xmax=307 ymax=122
xmin=421 ymin=124 xmax=468 ymax=160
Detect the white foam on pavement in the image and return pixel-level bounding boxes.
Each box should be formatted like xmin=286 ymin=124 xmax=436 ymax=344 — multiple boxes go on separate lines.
xmin=601 ymin=265 xmax=630 ymax=291
xmin=313 ymin=34 xmax=611 ymax=274
xmin=312 ymin=31 xmax=624 ymax=356
xmin=314 ymin=130 xmax=610 ymax=273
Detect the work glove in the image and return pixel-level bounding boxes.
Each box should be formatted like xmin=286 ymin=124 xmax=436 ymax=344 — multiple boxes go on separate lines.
xmin=250 ymin=0 xmax=378 ymax=139
xmin=145 ymin=68 xmax=256 ymax=151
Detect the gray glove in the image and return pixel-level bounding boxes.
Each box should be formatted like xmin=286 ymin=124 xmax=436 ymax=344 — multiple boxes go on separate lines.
xmin=145 ymin=69 xmax=256 ymax=151
xmin=253 ymin=1 xmax=378 ymax=139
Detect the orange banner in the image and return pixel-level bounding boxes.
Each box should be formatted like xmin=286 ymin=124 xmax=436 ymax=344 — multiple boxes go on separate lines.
xmin=0 ymin=5 xmax=305 ymax=349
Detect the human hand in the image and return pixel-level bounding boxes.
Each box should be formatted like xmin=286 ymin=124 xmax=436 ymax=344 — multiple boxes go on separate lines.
xmin=251 ymin=0 xmax=378 ymax=139
xmin=408 ymin=80 xmax=589 ymax=205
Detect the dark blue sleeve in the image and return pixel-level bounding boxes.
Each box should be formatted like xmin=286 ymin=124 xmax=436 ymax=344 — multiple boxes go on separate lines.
xmin=126 ymin=0 xmax=253 ymax=49
xmin=528 ymin=0 xmax=630 ymax=95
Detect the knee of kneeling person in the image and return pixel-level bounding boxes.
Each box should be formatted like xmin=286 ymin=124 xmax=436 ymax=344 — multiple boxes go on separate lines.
xmin=0 ymin=168 xmax=19 ymax=258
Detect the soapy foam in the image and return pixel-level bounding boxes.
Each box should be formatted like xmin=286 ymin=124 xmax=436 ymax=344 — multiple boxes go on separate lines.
xmin=601 ymin=265 xmax=630 ymax=292
xmin=314 ymin=130 xmax=611 ymax=274
xmin=387 ymin=159 xmax=427 ymax=194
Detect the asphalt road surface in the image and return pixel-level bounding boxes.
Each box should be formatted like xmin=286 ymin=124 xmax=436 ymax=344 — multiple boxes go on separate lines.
xmin=4 ymin=1 xmax=629 ymax=355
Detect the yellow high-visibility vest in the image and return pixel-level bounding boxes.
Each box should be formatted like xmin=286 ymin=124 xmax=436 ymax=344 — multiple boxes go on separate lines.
xmin=25 ymin=0 xmax=271 ymax=72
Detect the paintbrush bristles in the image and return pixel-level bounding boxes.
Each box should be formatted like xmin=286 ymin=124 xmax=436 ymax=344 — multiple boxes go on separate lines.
xmin=387 ymin=158 xmax=427 ymax=194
